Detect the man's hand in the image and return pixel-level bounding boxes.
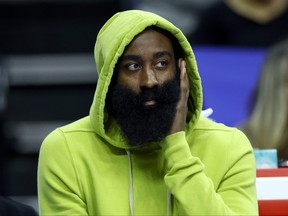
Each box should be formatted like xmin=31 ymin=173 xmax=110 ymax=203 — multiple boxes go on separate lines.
xmin=169 ymin=58 xmax=190 ymax=134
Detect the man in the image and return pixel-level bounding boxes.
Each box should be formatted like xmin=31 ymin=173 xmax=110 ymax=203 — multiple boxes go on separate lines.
xmin=38 ymin=10 xmax=258 ymax=215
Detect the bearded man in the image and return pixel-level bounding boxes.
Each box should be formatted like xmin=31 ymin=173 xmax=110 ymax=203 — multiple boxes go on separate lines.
xmin=38 ymin=10 xmax=258 ymax=215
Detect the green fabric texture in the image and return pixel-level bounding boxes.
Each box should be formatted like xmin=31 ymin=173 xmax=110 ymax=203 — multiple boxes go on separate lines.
xmin=38 ymin=10 xmax=258 ymax=215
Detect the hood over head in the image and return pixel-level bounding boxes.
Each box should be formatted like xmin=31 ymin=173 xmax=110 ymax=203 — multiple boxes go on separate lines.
xmin=89 ymin=10 xmax=202 ymax=149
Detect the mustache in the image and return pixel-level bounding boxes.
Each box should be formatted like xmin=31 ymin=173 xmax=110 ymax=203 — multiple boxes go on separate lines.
xmin=107 ymin=68 xmax=180 ymax=115
xmin=136 ymin=87 xmax=161 ymax=106
xmin=138 ymin=67 xmax=180 ymax=104
xmin=125 ymin=81 xmax=178 ymax=111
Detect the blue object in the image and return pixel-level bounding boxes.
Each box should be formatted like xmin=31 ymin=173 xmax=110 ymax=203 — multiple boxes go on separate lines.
xmin=194 ymin=46 xmax=266 ymax=126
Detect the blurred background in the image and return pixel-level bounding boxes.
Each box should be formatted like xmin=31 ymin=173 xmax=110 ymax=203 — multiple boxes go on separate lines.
xmin=1 ymin=0 xmax=287 ymax=213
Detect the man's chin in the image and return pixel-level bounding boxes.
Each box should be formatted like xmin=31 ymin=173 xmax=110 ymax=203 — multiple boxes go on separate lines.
xmin=118 ymin=103 xmax=176 ymax=147
xmin=125 ymin=133 xmax=166 ymax=147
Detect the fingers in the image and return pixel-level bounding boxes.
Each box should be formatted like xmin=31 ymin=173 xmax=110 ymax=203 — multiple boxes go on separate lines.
xmin=178 ymin=58 xmax=186 ymax=79
xmin=178 ymin=58 xmax=190 ymax=101
xmin=168 ymin=59 xmax=190 ymax=134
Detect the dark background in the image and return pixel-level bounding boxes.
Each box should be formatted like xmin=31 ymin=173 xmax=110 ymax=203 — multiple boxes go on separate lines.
xmin=0 ymin=0 xmax=124 ymax=210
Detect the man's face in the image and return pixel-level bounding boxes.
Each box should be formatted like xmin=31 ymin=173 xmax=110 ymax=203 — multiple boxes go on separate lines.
xmin=116 ymin=28 xmax=177 ymax=95
xmin=106 ymin=29 xmax=180 ymax=146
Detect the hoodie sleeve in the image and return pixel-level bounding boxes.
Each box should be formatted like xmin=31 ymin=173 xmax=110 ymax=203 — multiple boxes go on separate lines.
xmin=37 ymin=129 xmax=88 ymax=215
xmin=160 ymin=130 xmax=258 ymax=215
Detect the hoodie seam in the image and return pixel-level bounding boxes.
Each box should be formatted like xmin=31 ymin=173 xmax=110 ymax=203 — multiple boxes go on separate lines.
xmin=56 ymin=128 xmax=86 ymax=204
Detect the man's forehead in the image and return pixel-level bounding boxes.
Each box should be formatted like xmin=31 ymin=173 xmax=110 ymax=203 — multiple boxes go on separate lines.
xmin=132 ymin=28 xmax=173 ymax=44
xmin=122 ymin=28 xmax=174 ymax=54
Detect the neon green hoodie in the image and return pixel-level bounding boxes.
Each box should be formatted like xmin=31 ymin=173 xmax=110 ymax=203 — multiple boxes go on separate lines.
xmin=38 ymin=10 xmax=258 ymax=215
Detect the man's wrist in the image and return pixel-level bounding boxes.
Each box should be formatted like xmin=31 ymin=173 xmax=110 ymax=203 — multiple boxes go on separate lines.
xmin=161 ymin=131 xmax=192 ymax=169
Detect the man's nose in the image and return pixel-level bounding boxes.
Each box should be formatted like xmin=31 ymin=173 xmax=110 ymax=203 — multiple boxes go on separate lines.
xmin=140 ymin=67 xmax=159 ymax=88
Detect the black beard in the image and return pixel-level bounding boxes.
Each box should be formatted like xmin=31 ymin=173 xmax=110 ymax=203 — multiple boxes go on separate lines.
xmin=106 ymin=71 xmax=180 ymax=146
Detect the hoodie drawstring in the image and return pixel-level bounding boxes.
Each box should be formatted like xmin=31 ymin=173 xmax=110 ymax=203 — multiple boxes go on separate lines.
xmin=167 ymin=191 xmax=171 ymax=216
xmin=125 ymin=149 xmax=171 ymax=216
xmin=126 ymin=149 xmax=134 ymax=216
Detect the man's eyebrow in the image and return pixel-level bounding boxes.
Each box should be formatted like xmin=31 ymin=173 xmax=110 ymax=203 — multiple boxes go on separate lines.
xmin=153 ymin=51 xmax=172 ymax=58
xmin=120 ymin=55 xmax=141 ymax=62
xmin=120 ymin=51 xmax=173 ymax=62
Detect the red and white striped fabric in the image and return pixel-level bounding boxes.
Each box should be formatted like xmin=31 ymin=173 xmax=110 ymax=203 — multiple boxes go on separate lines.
xmin=256 ymin=168 xmax=288 ymax=215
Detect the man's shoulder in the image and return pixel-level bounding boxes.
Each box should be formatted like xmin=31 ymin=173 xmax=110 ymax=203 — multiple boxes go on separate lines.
xmin=190 ymin=117 xmax=250 ymax=149
xmin=58 ymin=116 xmax=93 ymax=133
xmin=42 ymin=116 xmax=94 ymax=146
xmin=194 ymin=116 xmax=236 ymax=132
xmin=40 ymin=116 xmax=100 ymax=156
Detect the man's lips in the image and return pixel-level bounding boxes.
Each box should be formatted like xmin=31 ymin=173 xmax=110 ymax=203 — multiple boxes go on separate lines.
xmin=144 ymin=99 xmax=156 ymax=106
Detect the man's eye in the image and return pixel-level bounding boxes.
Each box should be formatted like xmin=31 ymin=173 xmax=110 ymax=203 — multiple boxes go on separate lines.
xmin=127 ymin=63 xmax=140 ymax=71
xmin=155 ymin=60 xmax=167 ymax=68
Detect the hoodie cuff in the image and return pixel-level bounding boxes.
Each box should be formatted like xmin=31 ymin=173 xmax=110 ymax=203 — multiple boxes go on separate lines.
xmin=160 ymin=131 xmax=193 ymax=170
